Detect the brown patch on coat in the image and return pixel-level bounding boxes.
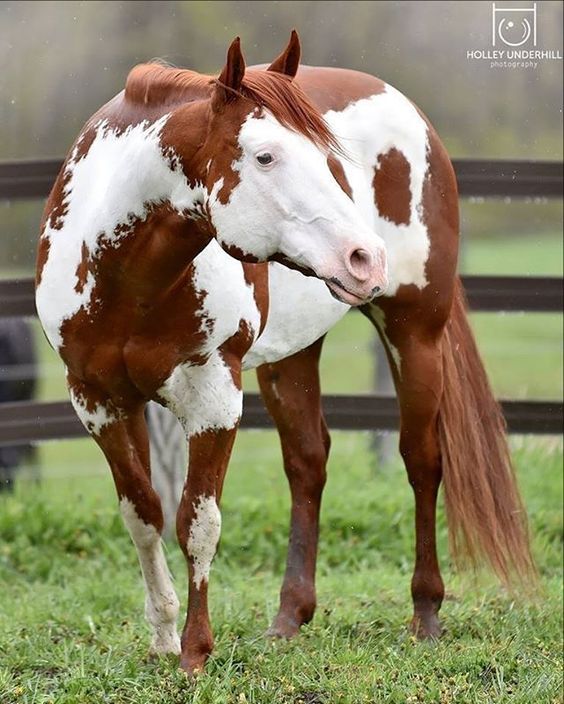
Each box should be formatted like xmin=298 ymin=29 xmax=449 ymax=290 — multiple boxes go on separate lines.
xmin=327 ymin=154 xmax=352 ymax=199
xmin=242 ymin=262 xmax=269 ymax=336
xmin=252 ymin=64 xmax=386 ymax=114
xmin=373 ymin=148 xmax=412 ymax=226
xmin=36 ymin=127 xmax=100 ymax=288
xmin=127 ymin=62 xmax=343 ymax=155
xmin=74 ymin=242 xmax=91 ymax=294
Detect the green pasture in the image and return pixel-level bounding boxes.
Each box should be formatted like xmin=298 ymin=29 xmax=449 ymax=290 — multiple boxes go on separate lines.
xmin=0 ymin=233 xmax=562 ymax=702
xmin=0 ymin=435 xmax=561 ymax=703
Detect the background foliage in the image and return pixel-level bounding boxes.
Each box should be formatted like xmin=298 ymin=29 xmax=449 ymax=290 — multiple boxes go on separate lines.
xmin=0 ymin=0 xmax=563 ymax=271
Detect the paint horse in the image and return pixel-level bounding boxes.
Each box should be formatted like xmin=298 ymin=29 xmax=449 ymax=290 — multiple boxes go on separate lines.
xmin=36 ymin=33 xmax=534 ymax=674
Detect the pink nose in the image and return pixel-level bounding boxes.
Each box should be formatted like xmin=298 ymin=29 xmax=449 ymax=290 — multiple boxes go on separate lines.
xmin=345 ymin=248 xmax=374 ymax=282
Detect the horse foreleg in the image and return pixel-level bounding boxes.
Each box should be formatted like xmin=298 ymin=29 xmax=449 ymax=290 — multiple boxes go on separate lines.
xmin=363 ymin=306 xmax=445 ymax=638
xmin=256 ymin=337 xmax=329 ymax=638
xmin=67 ymin=376 xmax=180 ymax=656
xmin=174 ymin=425 xmax=238 ymax=673
xmin=164 ymin=353 xmax=242 ymax=674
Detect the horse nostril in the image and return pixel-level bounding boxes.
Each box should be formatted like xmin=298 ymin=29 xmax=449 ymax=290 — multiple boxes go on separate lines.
xmin=347 ymin=248 xmax=373 ymax=282
xmin=351 ymin=248 xmax=370 ymax=268
xmin=372 ymin=285 xmax=381 ymax=296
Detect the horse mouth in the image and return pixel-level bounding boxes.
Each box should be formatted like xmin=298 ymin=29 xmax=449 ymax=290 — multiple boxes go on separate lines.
xmin=324 ymin=278 xmax=369 ymax=306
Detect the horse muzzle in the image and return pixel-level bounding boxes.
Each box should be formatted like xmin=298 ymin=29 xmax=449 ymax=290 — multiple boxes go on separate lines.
xmin=324 ymin=246 xmax=388 ymax=306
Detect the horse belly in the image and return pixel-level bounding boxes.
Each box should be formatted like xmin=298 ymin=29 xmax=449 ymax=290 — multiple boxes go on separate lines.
xmin=242 ymin=263 xmax=348 ymax=370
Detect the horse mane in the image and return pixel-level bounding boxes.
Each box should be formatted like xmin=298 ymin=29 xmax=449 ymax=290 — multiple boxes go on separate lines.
xmin=125 ymin=62 xmax=212 ymax=105
xmin=125 ymin=62 xmax=343 ymax=156
xmin=236 ymin=71 xmax=344 ymax=156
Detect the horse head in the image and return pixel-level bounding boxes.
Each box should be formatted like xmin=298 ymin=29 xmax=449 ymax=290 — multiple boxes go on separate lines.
xmin=195 ymin=32 xmax=388 ymax=306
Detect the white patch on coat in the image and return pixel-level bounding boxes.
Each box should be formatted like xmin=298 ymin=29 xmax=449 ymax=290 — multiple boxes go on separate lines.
xmin=36 ymin=116 xmax=202 ymax=351
xmin=120 ymin=498 xmax=181 ymax=655
xmin=324 ymin=84 xmax=430 ymax=296
xmin=187 ymin=494 xmax=221 ymax=590
xmin=159 ymin=352 xmax=242 ymax=438
xmin=243 ymin=262 xmax=349 ymax=369
xmin=191 ymin=240 xmax=261 ymax=355
xmin=225 ymin=83 xmax=434 ymax=372
xmin=157 ymin=240 xmax=258 ymax=437
xmin=68 ymin=387 xmax=119 ymax=435
xmin=208 ymin=111 xmax=386 ymax=292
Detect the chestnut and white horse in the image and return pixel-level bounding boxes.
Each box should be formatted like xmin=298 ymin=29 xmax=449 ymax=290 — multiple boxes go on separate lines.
xmin=36 ymin=32 xmax=533 ymax=673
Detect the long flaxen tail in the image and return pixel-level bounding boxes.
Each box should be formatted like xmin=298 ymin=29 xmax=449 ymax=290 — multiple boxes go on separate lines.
xmin=438 ymin=278 xmax=536 ymax=585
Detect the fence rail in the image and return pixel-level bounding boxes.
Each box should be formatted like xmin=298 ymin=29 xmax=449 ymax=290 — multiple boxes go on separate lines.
xmin=0 ymin=158 xmax=562 ymax=200
xmin=2 ymin=274 xmax=562 ymax=318
xmin=0 ymin=157 xmax=562 ymax=444
xmin=0 ymin=396 xmax=561 ymax=447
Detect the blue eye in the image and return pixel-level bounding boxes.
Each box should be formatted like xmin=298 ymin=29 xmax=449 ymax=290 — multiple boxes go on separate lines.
xmin=256 ymin=153 xmax=273 ymax=166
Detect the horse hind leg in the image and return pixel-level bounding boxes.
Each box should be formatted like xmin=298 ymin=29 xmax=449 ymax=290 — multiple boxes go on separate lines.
xmin=256 ymin=337 xmax=329 ymax=639
xmin=361 ymin=305 xmax=445 ymax=638
xmin=67 ymin=375 xmax=180 ymax=656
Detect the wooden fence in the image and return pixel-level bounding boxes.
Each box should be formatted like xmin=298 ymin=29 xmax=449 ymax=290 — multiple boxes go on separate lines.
xmin=0 ymin=158 xmax=562 ymax=445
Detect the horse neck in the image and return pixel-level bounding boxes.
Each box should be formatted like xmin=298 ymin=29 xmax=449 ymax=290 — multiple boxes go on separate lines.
xmin=111 ymin=207 xmax=213 ymax=301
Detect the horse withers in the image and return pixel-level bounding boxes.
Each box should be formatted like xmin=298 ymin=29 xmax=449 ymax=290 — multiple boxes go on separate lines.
xmin=35 ymin=32 xmax=534 ymax=674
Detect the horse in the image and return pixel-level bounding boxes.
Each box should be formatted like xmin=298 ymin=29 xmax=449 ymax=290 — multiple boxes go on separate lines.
xmin=35 ymin=32 xmax=534 ymax=674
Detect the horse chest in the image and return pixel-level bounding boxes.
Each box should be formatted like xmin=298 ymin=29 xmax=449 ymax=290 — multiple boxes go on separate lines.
xmin=243 ymin=263 xmax=348 ymax=370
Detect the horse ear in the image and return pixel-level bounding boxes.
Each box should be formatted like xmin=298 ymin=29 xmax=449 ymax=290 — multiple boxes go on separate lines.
xmin=267 ymin=29 xmax=301 ymax=79
xmin=214 ymin=36 xmax=246 ymax=106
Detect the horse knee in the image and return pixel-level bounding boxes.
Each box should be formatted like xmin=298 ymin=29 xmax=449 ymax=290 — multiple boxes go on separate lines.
xmin=283 ymin=441 xmax=328 ymax=498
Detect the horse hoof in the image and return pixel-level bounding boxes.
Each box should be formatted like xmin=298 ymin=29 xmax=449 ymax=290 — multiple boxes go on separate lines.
xmin=265 ymin=614 xmax=302 ymax=640
xmin=179 ymin=652 xmax=209 ymax=676
xmin=148 ymin=632 xmax=182 ymax=659
xmin=410 ymin=613 xmax=442 ymax=641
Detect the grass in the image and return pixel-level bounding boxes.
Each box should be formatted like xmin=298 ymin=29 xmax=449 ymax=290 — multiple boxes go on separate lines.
xmin=0 ymin=434 xmax=562 ymax=703
xmin=0 ymin=233 xmax=562 ymax=702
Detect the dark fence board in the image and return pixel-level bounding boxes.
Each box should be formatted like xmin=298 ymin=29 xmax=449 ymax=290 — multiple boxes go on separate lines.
xmin=0 ymin=158 xmax=562 ymax=200
xmin=0 ymin=395 xmax=561 ymax=446
xmin=0 ymin=157 xmax=562 ymax=442
xmin=1 ymin=275 xmax=562 ymax=318
xmin=454 ymin=159 xmax=563 ymax=198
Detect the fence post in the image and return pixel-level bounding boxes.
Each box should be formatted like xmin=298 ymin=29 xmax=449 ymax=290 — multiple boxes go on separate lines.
xmin=371 ymin=336 xmax=397 ymax=467
xmin=145 ymin=402 xmax=186 ymax=537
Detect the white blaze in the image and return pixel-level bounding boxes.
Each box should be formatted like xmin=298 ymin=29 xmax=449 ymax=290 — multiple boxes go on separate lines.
xmin=208 ymin=111 xmax=385 ymax=278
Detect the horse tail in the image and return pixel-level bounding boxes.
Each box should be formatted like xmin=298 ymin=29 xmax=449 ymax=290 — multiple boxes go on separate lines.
xmin=438 ymin=278 xmax=536 ymax=585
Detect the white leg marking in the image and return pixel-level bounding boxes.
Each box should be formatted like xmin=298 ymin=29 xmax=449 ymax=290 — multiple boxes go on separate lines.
xmin=158 ymin=351 xmax=242 ymax=438
xmin=68 ymin=387 xmax=119 ymax=436
xmin=120 ymin=498 xmax=181 ymax=655
xmin=187 ymin=495 xmax=222 ymax=590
